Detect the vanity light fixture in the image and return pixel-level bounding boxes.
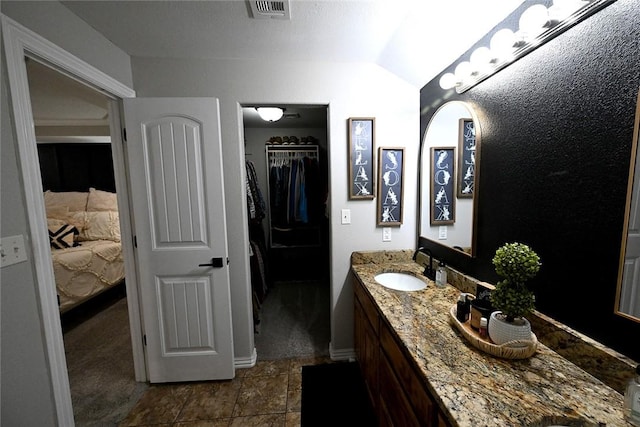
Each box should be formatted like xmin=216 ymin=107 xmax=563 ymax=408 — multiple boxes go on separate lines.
xmin=439 ymin=0 xmax=614 ymax=93
xmin=256 ymin=107 xmax=284 ymax=122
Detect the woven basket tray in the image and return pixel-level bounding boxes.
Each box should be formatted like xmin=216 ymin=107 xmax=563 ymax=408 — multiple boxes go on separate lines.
xmin=449 ymin=305 xmax=538 ymax=359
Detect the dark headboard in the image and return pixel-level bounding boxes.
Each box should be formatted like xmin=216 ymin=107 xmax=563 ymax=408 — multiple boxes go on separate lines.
xmin=37 ymin=143 xmax=116 ymax=193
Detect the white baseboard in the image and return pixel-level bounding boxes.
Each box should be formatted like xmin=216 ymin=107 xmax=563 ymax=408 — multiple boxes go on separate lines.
xmin=234 ymin=348 xmax=257 ymax=371
xmin=329 ymin=343 xmax=356 ymax=361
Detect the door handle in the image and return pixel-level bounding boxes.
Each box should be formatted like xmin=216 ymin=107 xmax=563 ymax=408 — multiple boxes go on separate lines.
xmin=198 ymin=257 xmax=225 ymax=268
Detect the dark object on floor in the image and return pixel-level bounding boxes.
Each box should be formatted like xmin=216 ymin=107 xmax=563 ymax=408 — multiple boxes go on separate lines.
xmin=301 ymin=362 xmax=376 ymax=426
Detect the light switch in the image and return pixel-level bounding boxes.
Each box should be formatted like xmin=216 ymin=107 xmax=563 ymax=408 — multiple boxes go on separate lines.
xmin=341 ymin=209 xmax=351 ymax=224
xmin=1 ymin=234 xmax=28 ymax=268
xmin=438 ymin=226 xmax=448 ymax=240
xmin=382 ymin=227 xmax=392 ymax=242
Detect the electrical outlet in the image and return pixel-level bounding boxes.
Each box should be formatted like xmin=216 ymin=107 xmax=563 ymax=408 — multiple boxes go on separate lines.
xmin=438 ymin=226 xmax=447 ymax=240
xmin=1 ymin=234 xmax=28 ymax=268
xmin=341 ymin=209 xmax=351 ymax=224
xmin=382 ymin=227 xmax=391 ymax=242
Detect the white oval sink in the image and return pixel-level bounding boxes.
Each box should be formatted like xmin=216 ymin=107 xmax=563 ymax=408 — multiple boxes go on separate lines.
xmin=374 ymin=272 xmax=427 ymax=292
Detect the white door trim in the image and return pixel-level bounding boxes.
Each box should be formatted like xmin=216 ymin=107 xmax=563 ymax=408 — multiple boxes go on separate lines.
xmin=2 ymin=14 xmax=140 ymax=426
xmin=108 ymin=101 xmax=148 ymax=382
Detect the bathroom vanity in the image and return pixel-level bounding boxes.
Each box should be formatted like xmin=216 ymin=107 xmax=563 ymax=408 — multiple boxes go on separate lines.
xmin=351 ymin=250 xmax=630 ymax=427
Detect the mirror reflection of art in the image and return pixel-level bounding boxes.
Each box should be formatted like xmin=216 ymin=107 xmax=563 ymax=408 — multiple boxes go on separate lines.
xmin=348 ymin=117 xmax=375 ymax=200
xmin=420 ymin=101 xmax=480 ymax=258
xmin=458 ymin=118 xmax=475 ymax=198
xmin=377 ymin=147 xmax=404 ymax=226
xmin=430 ymin=146 xmax=455 ymax=225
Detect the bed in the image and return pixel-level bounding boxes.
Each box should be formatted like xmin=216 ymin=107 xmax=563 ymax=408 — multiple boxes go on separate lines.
xmin=45 ymin=188 xmax=125 ymax=313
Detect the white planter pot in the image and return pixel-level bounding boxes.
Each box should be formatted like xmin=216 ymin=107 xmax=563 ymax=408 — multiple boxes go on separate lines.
xmin=488 ymin=311 xmax=532 ymax=346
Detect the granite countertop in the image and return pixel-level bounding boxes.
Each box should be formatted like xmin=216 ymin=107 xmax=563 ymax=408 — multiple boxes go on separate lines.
xmin=350 ymin=250 xmax=627 ymax=427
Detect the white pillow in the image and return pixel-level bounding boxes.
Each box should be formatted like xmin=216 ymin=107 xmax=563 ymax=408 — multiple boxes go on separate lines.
xmin=66 ymin=211 xmax=88 ymax=239
xmin=43 ymin=190 xmax=89 ymax=213
xmin=87 ymin=188 xmax=118 ymax=212
xmin=45 ymin=206 xmax=70 ymax=220
xmin=82 ymin=211 xmax=121 ymax=242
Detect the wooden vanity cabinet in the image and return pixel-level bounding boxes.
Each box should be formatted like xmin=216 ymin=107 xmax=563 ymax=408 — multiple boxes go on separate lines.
xmin=379 ymin=324 xmax=434 ymax=425
xmin=379 ymin=350 xmax=422 ymax=426
xmin=354 ymin=274 xmax=380 ymax=413
xmin=353 ymin=276 xmax=452 ymax=427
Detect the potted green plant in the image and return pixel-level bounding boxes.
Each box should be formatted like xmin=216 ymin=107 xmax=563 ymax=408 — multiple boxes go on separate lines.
xmin=488 ymin=242 xmax=541 ymax=345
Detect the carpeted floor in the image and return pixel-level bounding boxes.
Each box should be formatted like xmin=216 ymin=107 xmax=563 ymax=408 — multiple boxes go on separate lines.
xmin=301 ymin=362 xmax=376 ymax=426
xmin=254 ymin=280 xmax=331 ymax=360
xmin=62 ymin=290 xmax=148 ymax=426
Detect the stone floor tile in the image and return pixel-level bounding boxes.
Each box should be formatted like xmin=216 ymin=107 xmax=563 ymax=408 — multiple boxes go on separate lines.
xmin=118 ymin=384 xmax=192 ymax=426
xmin=228 ymin=413 xmax=286 ymax=426
xmin=232 ymin=374 xmax=288 ymax=417
xmin=243 ymin=359 xmax=291 ymax=377
xmin=176 ymin=380 xmax=242 ymax=422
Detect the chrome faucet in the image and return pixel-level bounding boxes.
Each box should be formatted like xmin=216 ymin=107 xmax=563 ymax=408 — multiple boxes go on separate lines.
xmin=413 ymin=247 xmax=435 ymax=280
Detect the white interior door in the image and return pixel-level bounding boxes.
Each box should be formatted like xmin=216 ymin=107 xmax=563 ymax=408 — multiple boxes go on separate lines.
xmin=124 ymin=97 xmax=234 ymax=382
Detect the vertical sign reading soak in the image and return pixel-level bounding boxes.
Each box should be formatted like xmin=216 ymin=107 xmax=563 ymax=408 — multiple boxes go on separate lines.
xmin=348 ymin=117 xmax=375 ymax=199
xmin=430 ymin=147 xmax=456 ymax=225
xmin=377 ymin=147 xmax=404 ymax=226
xmin=457 ymin=118 xmax=475 ymax=198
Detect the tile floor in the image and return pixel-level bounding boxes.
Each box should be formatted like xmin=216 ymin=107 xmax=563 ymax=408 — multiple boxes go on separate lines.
xmin=118 ymin=356 xmax=334 ymax=427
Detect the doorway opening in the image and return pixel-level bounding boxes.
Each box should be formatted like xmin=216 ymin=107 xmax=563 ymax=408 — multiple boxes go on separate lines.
xmin=3 ymin=16 xmax=143 ymax=424
xmin=26 ymin=57 xmax=146 ymax=424
xmin=242 ymin=104 xmax=331 ymax=360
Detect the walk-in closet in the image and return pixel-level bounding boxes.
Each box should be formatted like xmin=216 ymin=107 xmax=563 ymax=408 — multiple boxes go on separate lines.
xmin=243 ymin=105 xmax=330 ymax=360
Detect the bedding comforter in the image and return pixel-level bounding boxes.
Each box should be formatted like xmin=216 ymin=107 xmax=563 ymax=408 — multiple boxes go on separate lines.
xmin=52 ymin=239 xmax=124 ymax=313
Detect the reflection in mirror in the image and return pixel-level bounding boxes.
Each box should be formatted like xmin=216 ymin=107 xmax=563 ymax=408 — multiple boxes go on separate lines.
xmin=420 ymin=101 xmax=480 ymax=257
xmin=616 ymin=88 xmax=640 ymax=322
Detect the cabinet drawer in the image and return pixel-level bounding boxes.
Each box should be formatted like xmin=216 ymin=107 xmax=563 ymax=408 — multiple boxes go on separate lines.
xmin=354 ymin=276 xmax=379 ymax=335
xmin=380 ymin=321 xmax=433 ymax=424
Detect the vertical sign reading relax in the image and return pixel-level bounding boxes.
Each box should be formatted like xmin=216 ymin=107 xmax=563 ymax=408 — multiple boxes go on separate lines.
xmin=430 ymin=146 xmax=456 ymax=225
xmin=348 ymin=118 xmax=375 ymax=200
xmin=377 ymin=147 xmax=404 ymax=226
xmin=457 ymin=118 xmax=475 ymax=198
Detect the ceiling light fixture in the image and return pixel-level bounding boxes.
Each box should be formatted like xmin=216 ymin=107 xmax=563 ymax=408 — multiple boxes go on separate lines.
xmin=439 ymin=0 xmax=614 ymax=93
xmin=256 ymin=107 xmax=284 ymax=122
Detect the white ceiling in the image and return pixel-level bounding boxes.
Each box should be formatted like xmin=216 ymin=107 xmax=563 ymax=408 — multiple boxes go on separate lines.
xmin=29 ymin=0 xmax=526 ymax=128
xmin=61 ymin=0 xmax=524 ymax=89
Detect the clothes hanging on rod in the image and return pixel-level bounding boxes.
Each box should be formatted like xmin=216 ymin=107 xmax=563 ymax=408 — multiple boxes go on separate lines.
xmin=268 ymin=150 xmax=320 ymax=229
xmin=246 ymin=160 xmax=266 ymax=223
xmin=246 ymin=159 xmax=269 ymax=326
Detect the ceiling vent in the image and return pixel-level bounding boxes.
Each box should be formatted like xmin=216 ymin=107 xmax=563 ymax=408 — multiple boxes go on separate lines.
xmin=248 ymin=1 xmax=291 ymax=20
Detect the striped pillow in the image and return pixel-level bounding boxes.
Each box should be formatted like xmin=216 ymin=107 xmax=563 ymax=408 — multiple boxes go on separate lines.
xmin=49 ymin=223 xmax=80 ymax=249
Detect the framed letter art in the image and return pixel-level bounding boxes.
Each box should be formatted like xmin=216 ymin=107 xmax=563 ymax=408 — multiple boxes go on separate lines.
xmin=348 ymin=117 xmax=375 ymax=199
xmin=457 ymin=118 xmax=476 ymax=198
xmin=430 ymin=146 xmax=455 ymax=225
xmin=377 ymin=147 xmax=404 ymax=226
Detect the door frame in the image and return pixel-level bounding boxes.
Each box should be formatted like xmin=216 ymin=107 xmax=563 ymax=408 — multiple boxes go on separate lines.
xmin=2 ymin=14 xmax=144 ymax=425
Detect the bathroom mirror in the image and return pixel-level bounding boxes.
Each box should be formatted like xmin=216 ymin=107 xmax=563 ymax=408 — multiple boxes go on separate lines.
xmin=419 ymin=101 xmax=480 ymax=257
xmin=616 ymin=88 xmax=640 ymax=323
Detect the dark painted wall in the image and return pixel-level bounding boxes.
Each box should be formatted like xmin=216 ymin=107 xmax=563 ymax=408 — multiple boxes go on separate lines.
xmin=37 ymin=143 xmax=116 ymax=192
xmin=419 ymin=0 xmax=640 ymax=361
